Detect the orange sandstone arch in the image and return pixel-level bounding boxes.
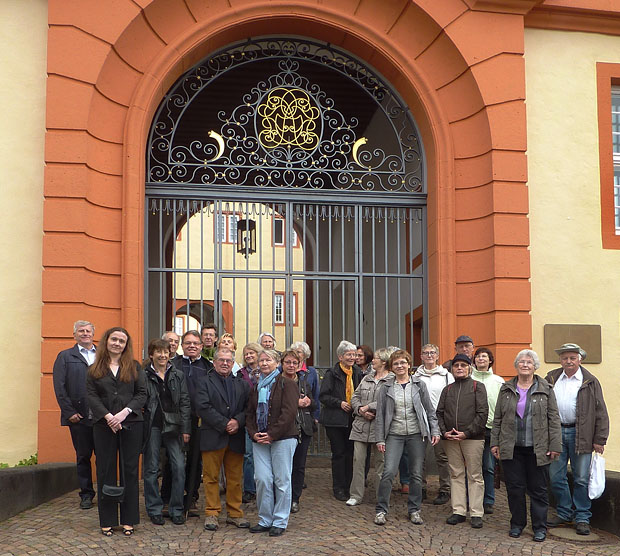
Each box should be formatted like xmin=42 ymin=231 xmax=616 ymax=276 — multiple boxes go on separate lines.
xmin=40 ymin=0 xmax=531 ymax=462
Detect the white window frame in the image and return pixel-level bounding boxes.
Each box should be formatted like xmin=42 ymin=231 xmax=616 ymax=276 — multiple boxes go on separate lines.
xmin=215 ymin=212 xmax=239 ymax=243
xmin=612 ymin=87 xmax=620 ymax=234
xmin=273 ymin=217 xmax=298 ymax=246
xmin=274 ymin=293 xmax=284 ymax=324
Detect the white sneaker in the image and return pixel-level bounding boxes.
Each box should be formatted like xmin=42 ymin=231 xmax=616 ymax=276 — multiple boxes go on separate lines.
xmin=346 ymin=498 xmax=360 ymax=506
xmin=409 ymin=510 xmax=423 ymax=524
xmin=374 ymin=511 xmax=387 ymax=525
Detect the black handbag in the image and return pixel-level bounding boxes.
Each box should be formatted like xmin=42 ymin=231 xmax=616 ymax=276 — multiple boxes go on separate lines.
xmin=101 ymin=430 xmax=125 ymax=502
xmin=161 ymin=410 xmax=182 ymax=436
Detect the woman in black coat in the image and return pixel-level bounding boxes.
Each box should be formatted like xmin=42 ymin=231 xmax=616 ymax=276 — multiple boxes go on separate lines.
xmin=86 ymin=327 xmax=146 ymax=537
xmin=319 ymin=340 xmax=363 ymax=501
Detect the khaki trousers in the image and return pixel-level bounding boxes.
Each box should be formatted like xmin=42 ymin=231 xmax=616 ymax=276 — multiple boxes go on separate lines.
xmin=444 ymin=438 xmax=485 ymax=518
xmin=202 ymin=447 xmax=244 ymax=518
xmin=349 ymin=441 xmax=384 ymax=502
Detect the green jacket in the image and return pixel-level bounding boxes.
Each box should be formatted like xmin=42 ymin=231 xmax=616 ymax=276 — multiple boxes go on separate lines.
xmin=471 ymin=367 xmax=504 ymax=429
xmin=490 ymin=376 xmax=562 ymax=466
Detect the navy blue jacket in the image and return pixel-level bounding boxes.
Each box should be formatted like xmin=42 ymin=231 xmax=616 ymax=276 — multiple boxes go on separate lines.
xmin=195 ymin=370 xmax=249 ymax=454
xmin=171 ymin=354 xmax=214 ymax=415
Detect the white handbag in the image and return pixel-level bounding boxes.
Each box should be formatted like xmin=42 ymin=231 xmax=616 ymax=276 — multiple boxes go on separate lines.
xmin=588 ymin=452 xmax=606 ymax=500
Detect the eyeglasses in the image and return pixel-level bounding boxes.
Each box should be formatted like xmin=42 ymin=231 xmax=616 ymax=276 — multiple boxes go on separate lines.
xmin=392 ymin=360 xmax=409 ymax=367
xmin=283 ymin=360 xmax=299 ymax=366
xmin=183 ymin=341 xmax=201 ymax=346
xmin=216 ymin=358 xmax=233 ymax=364
xmin=421 ymin=351 xmax=436 ymax=356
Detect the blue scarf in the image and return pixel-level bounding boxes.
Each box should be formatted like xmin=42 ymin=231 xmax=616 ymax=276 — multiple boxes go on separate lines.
xmin=256 ymin=369 xmax=280 ymax=432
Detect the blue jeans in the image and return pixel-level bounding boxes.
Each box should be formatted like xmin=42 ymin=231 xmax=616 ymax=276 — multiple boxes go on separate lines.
xmin=376 ymin=434 xmax=426 ymax=515
xmin=482 ymin=429 xmax=496 ymax=506
xmin=143 ymin=427 xmax=186 ymax=518
xmin=253 ymin=437 xmax=297 ymax=528
xmin=549 ymin=426 xmax=592 ymax=523
xmin=243 ymin=430 xmax=256 ymax=495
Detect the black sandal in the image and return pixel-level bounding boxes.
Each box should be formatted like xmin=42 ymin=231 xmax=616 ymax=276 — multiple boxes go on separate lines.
xmin=101 ymin=527 xmax=113 ymax=537
xmin=122 ymin=526 xmax=134 ymax=536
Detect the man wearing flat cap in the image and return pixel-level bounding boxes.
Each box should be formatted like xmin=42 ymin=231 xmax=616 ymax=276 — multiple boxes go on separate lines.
xmin=545 ymin=343 xmax=609 ymax=536
xmin=443 ymin=335 xmax=476 ymax=373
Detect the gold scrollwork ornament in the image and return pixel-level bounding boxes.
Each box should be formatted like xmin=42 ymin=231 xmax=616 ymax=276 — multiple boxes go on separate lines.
xmin=257 ymin=87 xmax=320 ymax=151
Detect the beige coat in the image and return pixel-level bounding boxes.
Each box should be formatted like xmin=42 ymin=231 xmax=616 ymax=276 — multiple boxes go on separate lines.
xmin=349 ymin=371 xmax=392 ymax=443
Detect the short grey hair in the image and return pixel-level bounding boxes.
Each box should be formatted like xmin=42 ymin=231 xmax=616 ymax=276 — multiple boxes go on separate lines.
xmin=290 ymin=341 xmax=311 ymax=359
xmin=374 ymin=347 xmax=392 ymax=363
xmin=257 ymin=332 xmax=276 ymax=346
xmin=214 ymin=347 xmax=235 ymax=360
xmin=258 ymin=349 xmax=281 ymax=364
xmin=514 ymin=349 xmax=540 ymax=370
xmin=161 ymin=330 xmax=179 ymax=340
xmin=336 ymin=340 xmax=357 ymax=358
xmin=73 ymin=320 xmax=94 ymax=333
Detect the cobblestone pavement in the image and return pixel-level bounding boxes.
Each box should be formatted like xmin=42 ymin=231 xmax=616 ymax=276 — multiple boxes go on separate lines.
xmin=1 ymin=468 xmax=619 ymax=555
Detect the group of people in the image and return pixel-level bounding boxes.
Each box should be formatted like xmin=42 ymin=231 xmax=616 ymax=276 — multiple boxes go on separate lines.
xmin=53 ymin=322 xmax=319 ymax=537
xmin=53 ymin=323 xmax=609 ymax=542
xmin=319 ymin=335 xmax=609 ymax=543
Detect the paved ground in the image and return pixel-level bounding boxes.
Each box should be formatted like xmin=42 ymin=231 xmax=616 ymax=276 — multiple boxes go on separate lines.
xmin=1 ymin=467 xmax=619 ymax=555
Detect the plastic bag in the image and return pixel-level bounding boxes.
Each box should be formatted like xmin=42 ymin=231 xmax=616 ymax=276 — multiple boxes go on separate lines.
xmin=588 ymin=452 xmax=605 ymax=500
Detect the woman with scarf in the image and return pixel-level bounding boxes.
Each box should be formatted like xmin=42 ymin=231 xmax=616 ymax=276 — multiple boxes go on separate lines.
xmin=246 ymin=349 xmax=298 ymax=537
xmin=319 ymin=340 xmax=363 ymax=501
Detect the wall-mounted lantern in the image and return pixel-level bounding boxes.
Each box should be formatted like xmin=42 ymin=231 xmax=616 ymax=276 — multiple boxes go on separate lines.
xmin=236 ymin=218 xmax=256 ymax=257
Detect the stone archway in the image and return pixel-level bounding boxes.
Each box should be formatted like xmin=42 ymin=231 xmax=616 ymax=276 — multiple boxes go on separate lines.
xmin=40 ymin=0 xmax=532 ymax=462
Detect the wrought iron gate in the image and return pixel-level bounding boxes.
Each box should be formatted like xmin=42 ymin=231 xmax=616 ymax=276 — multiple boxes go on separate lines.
xmin=145 ymin=197 xmax=425 ymax=368
xmin=145 ymin=35 xmax=427 ymax=364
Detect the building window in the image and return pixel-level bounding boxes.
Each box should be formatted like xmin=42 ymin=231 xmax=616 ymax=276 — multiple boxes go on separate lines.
xmin=613 ymin=88 xmax=620 ymax=233
xmin=274 ymin=293 xmax=284 ymax=324
xmin=595 ymin=63 xmax=620 ymax=248
xmin=215 ymin=212 xmax=238 ymax=244
xmin=274 ymin=292 xmax=298 ymax=326
xmin=273 ymin=218 xmax=298 ymax=247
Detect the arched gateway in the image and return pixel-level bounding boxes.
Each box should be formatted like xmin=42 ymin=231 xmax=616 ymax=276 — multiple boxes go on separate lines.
xmin=145 ymin=37 xmax=426 ymax=367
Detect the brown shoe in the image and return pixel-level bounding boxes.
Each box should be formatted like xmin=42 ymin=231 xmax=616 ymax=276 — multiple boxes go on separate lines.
xmin=204 ymin=515 xmax=218 ymax=531
xmin=226 ymin=516 xmax=250 ymax=528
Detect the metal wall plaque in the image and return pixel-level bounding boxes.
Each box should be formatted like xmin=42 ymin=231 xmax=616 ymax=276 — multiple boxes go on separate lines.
xmin=543 ymin=324 xmax=602 ymax=364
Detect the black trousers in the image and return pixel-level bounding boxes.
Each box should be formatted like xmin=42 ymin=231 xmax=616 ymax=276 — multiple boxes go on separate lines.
xmin=69 ymin=422 xmax=95 ymax=499
xmin=502 ymin=446 xmax=549 ymax=533
xmin=93 ymin=422 xmax=143 ymax=528
xmin=325 ymin=426 xmax=354 ymax=494
xmin=292 ymin=433 xmax=312 ymax=503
